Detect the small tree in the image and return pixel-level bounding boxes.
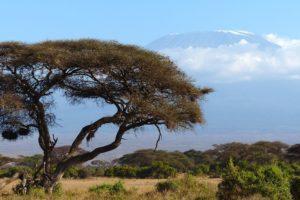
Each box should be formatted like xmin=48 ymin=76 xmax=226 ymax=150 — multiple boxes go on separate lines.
xmin=0 ymin=40 xmax=211 ymax=192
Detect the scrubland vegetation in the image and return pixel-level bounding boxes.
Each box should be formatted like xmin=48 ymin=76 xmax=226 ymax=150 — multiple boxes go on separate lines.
xmin=1 ymin=175 xmax=219 ymax=200
xmin=1 ymin=141 xmax=299 ymax=199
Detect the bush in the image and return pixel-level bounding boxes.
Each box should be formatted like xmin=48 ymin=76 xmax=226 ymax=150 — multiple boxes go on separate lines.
xmin=63 ymin=166 xmax=80 ymax=178
xmin=0 ymin=166 xmax=33 ymax=178
xmin=19 ymin=154 xmax=43 ymax=168
xmin=155 ymin=175 xmax=216 ymax=200
xmin=117 ymin=149 xmax=194 ymax=172
xmin=104 ymin=165 xmax=137 ymax=178
xmin=291 ymin=163 xmax=300 ymax=176
xmin=104 ymin=162 xmax=177 ymax=179
xmin=191 ymin=164 xmax=210 ymax=176
xmin=27 ymin=187 xmax=46 ymax=199
xmin=92 ymin=167 xmax=105 ymax=177
xmin=64 ymin=166 xmax=103 ymax=179
xmin=258 ymin=165 xmax=292 ymax=200
xmin=89 ymin=181 xmax=126 ymax=195
xmin=156 ymin=180 xmax=178 ymax=192
xmin=291 ymin=176 xmax=300 ymax=200
xmin=77 ymin=168 xmax=92 ymax=179
xmin=217 ymin=159 xmax=292 ymax=200
xmin=137 ymin=162 xmax=177 ymax=179
xmin=53 ymin=182 xmax=63 ymax=196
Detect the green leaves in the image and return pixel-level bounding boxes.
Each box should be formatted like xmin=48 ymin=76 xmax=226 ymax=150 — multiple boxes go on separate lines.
xmin=218 ymin=160 xmax=293 ymax=200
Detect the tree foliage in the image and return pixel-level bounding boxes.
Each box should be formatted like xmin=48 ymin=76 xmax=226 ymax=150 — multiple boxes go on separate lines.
xmin=0 ymin=40 xmax=211 ymax=191
xmin=117 ymin=149 xmax=194 ymax=171
xmin=184 ymin=141 xmax=289 ymax=167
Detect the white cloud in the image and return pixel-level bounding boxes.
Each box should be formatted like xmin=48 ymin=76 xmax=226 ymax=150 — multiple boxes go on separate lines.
xmin=159 ymin=34 xmax=300 ymax=82
xmin=265 ymin=34 xmax=300 ymax=49
xmin=238 ymin=39 xmax=249 ymax=45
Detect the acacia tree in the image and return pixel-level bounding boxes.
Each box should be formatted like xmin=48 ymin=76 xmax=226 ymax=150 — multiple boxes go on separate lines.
xmin=0 ymin=40 xmax=211 ymax=192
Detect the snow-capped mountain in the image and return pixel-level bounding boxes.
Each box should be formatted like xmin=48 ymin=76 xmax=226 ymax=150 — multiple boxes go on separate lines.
xmin=147 ymin=30 xmax=280 ymax=50
xmin=145 ymin=30 xmax=300 ymax=141
xmin=145 ymin=30 xmax=300 ymax=83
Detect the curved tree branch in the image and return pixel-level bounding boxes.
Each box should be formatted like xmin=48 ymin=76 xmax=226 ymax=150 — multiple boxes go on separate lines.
xmin=154 ymin=124 xmax=162 ymax=151
xmin=68 ymin=113 xmax=120 ymax=156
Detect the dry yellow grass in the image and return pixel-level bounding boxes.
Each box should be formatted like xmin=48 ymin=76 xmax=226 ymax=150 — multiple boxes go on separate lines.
xmin=0 ymin=175 xmax=221 ymax=195
xmin=61 ymin=177 xmax=164 ymax=193
xmin=61 ymin=176 xmax=221 ymax=193
xmin=0 ymin=176 xmax=271 ymax=200
xmin=0 ymin=175 xmax=221 ymax=194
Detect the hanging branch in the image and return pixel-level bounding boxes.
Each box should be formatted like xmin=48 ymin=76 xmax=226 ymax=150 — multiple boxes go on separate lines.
xmin=154 ymin=124 xmax=162 ymax=151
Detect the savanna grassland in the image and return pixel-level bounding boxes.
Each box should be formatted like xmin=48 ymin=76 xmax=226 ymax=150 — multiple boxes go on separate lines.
xmin=0 ymin=141 xmax=299 ymax=200
xmin=1 ymin=175 xmax=220 ymax=200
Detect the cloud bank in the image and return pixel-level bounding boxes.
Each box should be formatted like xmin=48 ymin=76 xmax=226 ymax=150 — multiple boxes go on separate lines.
xmin=158 ymin=34 xmax=300 ymax=83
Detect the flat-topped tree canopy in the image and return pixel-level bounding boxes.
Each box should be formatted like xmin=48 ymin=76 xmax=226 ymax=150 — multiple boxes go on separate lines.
xmin=0 ymin=39 xmax=212 ymax=191
xmin=0 ymin=39 xmax=211 ymax=138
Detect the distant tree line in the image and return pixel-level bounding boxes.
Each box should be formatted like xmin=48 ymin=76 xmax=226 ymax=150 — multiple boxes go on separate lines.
xmin=1 ymin=141 xmax=299 ymax=179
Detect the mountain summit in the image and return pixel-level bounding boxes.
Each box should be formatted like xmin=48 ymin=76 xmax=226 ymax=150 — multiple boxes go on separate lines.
xmin=147 ymin=30 xmax=280 ymax=50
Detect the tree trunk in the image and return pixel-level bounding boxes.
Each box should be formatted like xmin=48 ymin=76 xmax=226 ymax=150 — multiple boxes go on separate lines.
xmin=45 ymin=185 xmax=54 ymax=194
xmin=43 ymin=171 xmax=64 ymax=194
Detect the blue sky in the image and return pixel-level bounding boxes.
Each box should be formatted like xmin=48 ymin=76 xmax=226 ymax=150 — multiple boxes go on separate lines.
xmin=1 ymin=1 xmax=300 ymax=45
xmin=2 ymin=1 xmax=300 ymax=156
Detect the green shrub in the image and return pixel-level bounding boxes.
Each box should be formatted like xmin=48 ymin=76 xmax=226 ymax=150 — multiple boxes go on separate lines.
xmin=64 ymin=166 xmax=100 ymax=179
xmin=0 ymin=166 xmax=33 ymax=178
xmin=156 ymin=180 xmax=178 ymax=192
xmin=92 ymin=167 xmax=105 ymax=177
xmin=217 ymin=159 xmax=292 ymax=200
xmin=104 ymin=165 xmax=137 ymax=178
xmin=137 ymin=161 xmax=177 ymax=179
xmin=258 ymin=165 xmax=292 ymax=200
xmin=104 ymin=162 xmax=176 ymax=179
xmin=191 ymin=164 xmax=210 ymax=176
xmin=89 ymin=181 xmax=126 ymax=195
xmin=77 ymin=168 xmax=92 ymax=179
xmin=53 ymin=182 xmax=63 ymax=196
xmin=27 ymin=187 xmax=46 ymax=198
xmin=63 ymin=166 xmax=82 ymax=178
xmin=117 ymin=149 xmax=194 ymax=172
xmin=291 ymin=176 xmax=300 ymax=200
xmin=19 ymin=154 xmax=43 ymax=168
xmin=156 ymin=175 xmax=216 ymax=200
xmin=291 ymin=163 xmax=300 ymax=176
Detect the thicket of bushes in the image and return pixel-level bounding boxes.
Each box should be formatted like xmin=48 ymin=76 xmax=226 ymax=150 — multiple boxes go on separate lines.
xmin=0 ymin=166 xmax=33 ymax=178
xmin=291 ymin=176 xmax=300 ymax=200
xmin=59 ymin=161 xmax=177 ymax=179
xmin=89 ymin=181 xmax=126 ymax=195
xmin=104 ymin=161 xmax=177 ymax=179
xmin=155 ymin=175 xmax=216 ymax=199
xmin=114 ymin=141 xmax=299 ymax=178
xmin=118 ymin=149 xmax=194 ymax=172
xmin=217 ymin=159 xmax=293 ymax=200
xmin=63 ymin=166 xmax=105 ymax=179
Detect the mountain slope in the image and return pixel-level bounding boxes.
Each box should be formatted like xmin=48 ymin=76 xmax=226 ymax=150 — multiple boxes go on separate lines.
xmin=147 ymin=30 xmax=280 ymax=50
